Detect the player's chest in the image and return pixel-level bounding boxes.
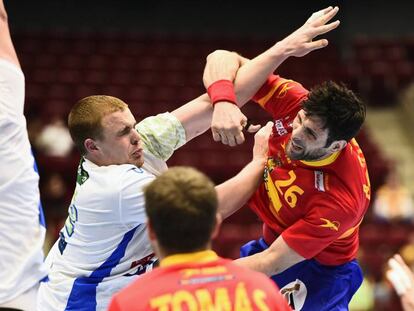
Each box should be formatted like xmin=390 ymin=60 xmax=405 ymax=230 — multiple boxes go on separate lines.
xmin=262 ymin=157 xmax=327 ymax=222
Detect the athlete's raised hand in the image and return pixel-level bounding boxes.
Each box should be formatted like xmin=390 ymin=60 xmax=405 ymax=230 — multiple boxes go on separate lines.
xmin=203 ymin=50 xmax=260 ymax=146
xmin=277 ymin=6 xmax=340 ymax=58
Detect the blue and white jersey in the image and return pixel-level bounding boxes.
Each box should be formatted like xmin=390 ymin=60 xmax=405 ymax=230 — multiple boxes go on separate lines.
xmin=37 ymin=113 xmax=186 ymax=310
xmin=0 ymin=59 xmax=47 ymax=303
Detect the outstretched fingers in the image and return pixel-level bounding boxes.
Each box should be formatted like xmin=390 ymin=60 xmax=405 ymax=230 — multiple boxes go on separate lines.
xmin=317 ymin=6 xmax=339 ymax=26
xmin=311 ymin=20 xmax=341 ymax=37
xmin=305 ymin=39 xmax=329 ymax=52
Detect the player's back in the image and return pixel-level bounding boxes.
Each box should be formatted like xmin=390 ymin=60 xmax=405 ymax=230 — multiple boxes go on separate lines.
xmin=110 ymin=251 xmax=291 ymax=310
xmin=38 ymin=159 xmax=156 ymax=310
xmin=0 ymin=59 xmax=47 ymax=303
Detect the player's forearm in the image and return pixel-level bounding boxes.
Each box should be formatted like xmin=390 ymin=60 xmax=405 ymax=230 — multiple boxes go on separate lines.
xmin=171 ymin=94 xmax=212 ymax=142
xmin=233 ymin=42 xmax=290 ymax=106
xmin=234 ymin=248 xmax=283 ymax=276
xmin=235 ymin=236 xmax=305 ymax=276
xmin=216 ymin=158 xmax=265 ymax=219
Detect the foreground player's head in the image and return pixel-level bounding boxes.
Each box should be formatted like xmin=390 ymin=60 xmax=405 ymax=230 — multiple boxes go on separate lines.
xmin=144 ymin=167 xmax=219 ymax=257
xmin=287 ymin=81 xmax=366 ymax=161
xmin=68 ymin=95 xmax=144 ymax=167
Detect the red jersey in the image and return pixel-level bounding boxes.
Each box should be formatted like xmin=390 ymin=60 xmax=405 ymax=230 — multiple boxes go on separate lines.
xmin=249 ymin=75 xmax=371 ymax=265
xmin=108 ymin=250 xmax=291 ymax=311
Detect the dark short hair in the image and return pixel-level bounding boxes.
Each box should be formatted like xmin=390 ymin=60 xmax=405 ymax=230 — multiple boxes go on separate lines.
xmin=144 ymin=167 xmax=218 ymax=254
xmin=68 ymin=95 xmax=128 ymax=155
xmin=303 ymin=81 xmax=366 ymax=145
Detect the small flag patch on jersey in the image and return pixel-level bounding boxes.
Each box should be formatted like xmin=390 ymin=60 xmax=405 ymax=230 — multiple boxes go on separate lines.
xmin=274 ymin=119 xmax=288 ymax=136
xmin=314 ymin=171 xmax=325 ymax=192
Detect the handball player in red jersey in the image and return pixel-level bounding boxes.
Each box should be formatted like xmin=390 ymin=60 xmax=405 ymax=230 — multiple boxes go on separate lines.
xmin=204 ymin=6 xmax=369 ymax=310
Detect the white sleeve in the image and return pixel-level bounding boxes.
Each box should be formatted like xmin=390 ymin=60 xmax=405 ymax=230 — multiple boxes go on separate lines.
xmin=119 ymin=167 xmax=155 ymax=228
xmin=136 ymin=112 xmax=186 ymax=161
xmin=0 ymin=59 xmax=25 ymax=119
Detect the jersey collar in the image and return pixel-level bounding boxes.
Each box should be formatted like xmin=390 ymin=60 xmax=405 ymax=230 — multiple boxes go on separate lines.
xmin=299 ymin=149 xmax=341 ymax=167
xmin=83 ymin=156 xmax=99 ymax=168
xmin=160 ymin=250 xmax=218 ymax=268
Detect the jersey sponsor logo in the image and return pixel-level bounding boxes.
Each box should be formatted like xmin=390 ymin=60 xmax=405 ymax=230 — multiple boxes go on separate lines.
xmin=274 ymin=119 xmax=288 ymax=136
xmin=124 ymin=253 xmax=157 ymax=277
xmin=182 ymin=266 xmax=227 ymax=278
xmin=314 ymin=171 xmax=325 ymax=192
xmin=319 ymin=218 xmax=340 ymax=231
xmin=59 ymin=204 xmax=79 ymax=254
xmin=181 ymin=274 xmax=234 ymax=285
xmin=58 ymin=231 xmax=67 ymax=255
xmin=280 ymin=279 xmax=307 ymax=310
xmin=256 ymin=79 xmax=293 ymax=107
xmin=64 ymin=204 xmax=78 ymax=237
xmin=76 ymin=158 xmax=89 ymax=185
xmin=149 ymin=282 xmax=270 ymax=311
xmin=338 ymin=218 xmax=364 ymax=240
xmin=132 ymin=167 xmax=144 ymax=174
xmin=277 ymin=83 xmax=294 ymax=98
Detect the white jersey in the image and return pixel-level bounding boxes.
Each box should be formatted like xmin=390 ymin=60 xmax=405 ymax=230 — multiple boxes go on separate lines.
xmin=37 ymin=113 xmax=186 ymax=310
xmin=0 ymin=59 xmax=47 ymax=303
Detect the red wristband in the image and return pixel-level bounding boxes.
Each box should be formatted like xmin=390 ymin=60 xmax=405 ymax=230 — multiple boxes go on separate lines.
xmin=207 ymin=79 xmax=237 ymax=106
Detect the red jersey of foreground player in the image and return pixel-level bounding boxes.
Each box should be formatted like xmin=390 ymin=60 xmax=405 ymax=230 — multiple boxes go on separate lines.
xmin=249 ymin=74 xmax=371 ymax=266
xmin=108 ymin=250 xmax=291 ymax=311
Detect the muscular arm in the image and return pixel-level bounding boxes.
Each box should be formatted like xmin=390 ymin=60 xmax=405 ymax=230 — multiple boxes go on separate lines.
xmin=234 ymin=6 xmax=340 ymax=105
xmin=215 ymin=122 xmax=273 ymax=218
xmin=215 ymin=159 xmax=264 ymax=219
xmin=235 ymin=235 xmax=305 ymax=276
xmin=0 ymin=0 xmax=20 ymax=67
xmin=172 ymin=7 xmax=339 ymax=144
xmin=170 ymin=94 xmax=212 ymax=142
xmin=204 ymin=6 xmax=340 ymax=145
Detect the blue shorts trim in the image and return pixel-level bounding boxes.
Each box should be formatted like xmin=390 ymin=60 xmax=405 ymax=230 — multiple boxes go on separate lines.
xmin=240 ymin=238 xmax=363 ymax=311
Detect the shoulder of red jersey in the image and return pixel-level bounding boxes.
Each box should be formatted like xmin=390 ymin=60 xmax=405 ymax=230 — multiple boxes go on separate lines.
xmin=252 ymin=74 xmax=308 ymax=119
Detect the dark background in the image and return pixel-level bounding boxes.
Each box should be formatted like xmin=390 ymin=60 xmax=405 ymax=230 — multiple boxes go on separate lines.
xmin=6 ymin=1 xmax=414 ymax=41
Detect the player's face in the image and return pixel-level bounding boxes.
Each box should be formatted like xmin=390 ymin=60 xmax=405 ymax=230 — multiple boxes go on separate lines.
xmin=97 ymin=109 xmax=144 ymax=167
xmin=286 ymin=109 xmax=332 ymax=161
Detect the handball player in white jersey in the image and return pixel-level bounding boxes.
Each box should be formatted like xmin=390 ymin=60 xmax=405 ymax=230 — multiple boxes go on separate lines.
xmin=0 ymin=1 xmax=47 ymax=310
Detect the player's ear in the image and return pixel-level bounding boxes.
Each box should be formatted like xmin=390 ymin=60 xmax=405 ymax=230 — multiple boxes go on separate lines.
xmin=84 ymin=138 xmax=99 ymax=154
xmin=328 ymin=140 xmax=346 ymax=153
xmin=147 ymin=220 xmax=156 ymax=241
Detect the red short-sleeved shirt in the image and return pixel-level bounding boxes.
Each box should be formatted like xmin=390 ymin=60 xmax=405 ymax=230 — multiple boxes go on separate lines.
xmin=108 ymin=250 xmax=291 ymax=311
xmin=249 ymin=75 xmax=371 ymax=265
